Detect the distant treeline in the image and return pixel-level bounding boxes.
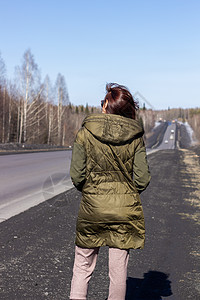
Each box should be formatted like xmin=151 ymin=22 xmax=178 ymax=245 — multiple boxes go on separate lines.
xmin=0 ymin=49 xmax=99 ymax=146
xmin=2 ymin=49 xmax=198 ymax=146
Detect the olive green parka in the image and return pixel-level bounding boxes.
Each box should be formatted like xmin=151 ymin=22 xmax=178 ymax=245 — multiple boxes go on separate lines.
xmin=70 ymin=113 xmax=151 ymax=250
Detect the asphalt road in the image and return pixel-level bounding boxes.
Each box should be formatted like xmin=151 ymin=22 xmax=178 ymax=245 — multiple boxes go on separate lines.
xmin=146 ymin=122 xmax=176 ymax=155
xmin=0 ymin=151 xmax=73 ymax=222
xmin=0 ymin=122 xmax=176 ymax=223
xmin=157 ymin=122 xmax=176 ymax=150
xmin=145 ymin=122 xmax=168 ymax=149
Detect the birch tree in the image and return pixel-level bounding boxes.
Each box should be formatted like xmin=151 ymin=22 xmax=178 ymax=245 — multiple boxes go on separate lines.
xmin=44 ymin=75 xmax=56 ymax=144
xmin=15 ymin=49 xmax=43 ymax=143
xmin=0 ymin=53 xmax=7 ymax=143
xmin=7 ymin=83 xmax=19 ymax=142
xmin=55 ymin=73 xmax=69 ymax=145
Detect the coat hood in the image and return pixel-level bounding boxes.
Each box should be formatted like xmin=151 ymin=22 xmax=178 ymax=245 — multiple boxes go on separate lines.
xmin=82 ymin=114 xmax=144 ymax=144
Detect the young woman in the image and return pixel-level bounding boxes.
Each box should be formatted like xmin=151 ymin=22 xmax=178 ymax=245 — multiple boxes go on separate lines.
xmin=69 ymin=83 xmax=151 ymax=300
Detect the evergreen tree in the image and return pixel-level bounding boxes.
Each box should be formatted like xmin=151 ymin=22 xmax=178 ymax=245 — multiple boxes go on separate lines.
xmin=85 ymin=103 xmax=89 ymax=114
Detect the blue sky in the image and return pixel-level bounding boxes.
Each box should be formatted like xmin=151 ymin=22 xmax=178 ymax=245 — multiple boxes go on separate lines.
xmin=0 ymin=0 xmax=200 ymax=109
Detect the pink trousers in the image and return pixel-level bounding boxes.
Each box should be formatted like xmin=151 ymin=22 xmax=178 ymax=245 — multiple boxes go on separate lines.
xmin=70 ymin=246 xmax=129 ymax=300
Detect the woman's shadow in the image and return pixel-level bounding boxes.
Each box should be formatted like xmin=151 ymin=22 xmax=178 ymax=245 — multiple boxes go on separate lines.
xmin=125 ymin=270 xmax=173 ymax=300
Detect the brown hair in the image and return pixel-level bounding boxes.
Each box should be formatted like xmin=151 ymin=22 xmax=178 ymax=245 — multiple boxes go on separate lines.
xmin=103 ymin=83 xmax=139 ymax=119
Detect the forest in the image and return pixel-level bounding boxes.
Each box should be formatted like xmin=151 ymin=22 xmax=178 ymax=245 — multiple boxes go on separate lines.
xmin=0 ymin=49 xmax=199 ymax=146
xmin=0 ymin=49 xmax=101 ymax=146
